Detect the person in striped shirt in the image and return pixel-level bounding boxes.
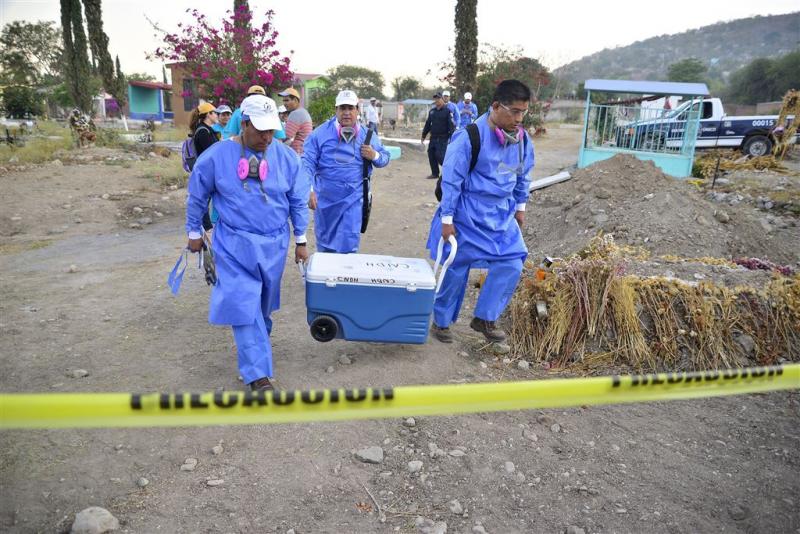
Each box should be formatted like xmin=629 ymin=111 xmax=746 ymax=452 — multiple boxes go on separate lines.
xmin=278 ymin=87 xmax=313 ymax=155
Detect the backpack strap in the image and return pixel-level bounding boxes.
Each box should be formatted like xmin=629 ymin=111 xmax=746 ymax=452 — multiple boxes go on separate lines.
xmin=467 ymin=123 xmax=480 ymax=172
xmin=435 ymin=123 xmax=482 ymax=202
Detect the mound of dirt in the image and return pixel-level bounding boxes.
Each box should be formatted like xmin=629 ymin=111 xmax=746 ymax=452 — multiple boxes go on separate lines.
xmin=523 ymin=154 xmax=799 ymax=265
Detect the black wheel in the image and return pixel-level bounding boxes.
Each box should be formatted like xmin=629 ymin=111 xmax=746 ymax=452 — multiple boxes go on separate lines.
xmin=742 ymin=135 xmax=772 ymax=157
xmin=310 ymin=315 xmax=338 ymax=342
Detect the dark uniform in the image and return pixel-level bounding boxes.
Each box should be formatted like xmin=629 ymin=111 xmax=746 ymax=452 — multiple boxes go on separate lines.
xmin=422 ymin=104 xmax=456 ymax=178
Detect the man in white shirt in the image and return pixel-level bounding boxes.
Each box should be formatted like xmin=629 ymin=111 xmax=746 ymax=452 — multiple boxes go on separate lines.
xmin=365 ymin=97 xmax=380 ymax=134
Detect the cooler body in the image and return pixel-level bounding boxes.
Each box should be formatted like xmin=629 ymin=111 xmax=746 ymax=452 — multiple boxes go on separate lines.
xmin=305 ymin=253 xmax=436 ymax=344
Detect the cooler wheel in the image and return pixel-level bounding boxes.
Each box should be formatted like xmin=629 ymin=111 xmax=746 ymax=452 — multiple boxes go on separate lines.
xmin=310 ymin=315 xmax=338 ymax=342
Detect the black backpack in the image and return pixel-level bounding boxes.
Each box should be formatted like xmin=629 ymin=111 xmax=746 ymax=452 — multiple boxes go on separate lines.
xmin=434 ymin=123 xmax=528 ymax=201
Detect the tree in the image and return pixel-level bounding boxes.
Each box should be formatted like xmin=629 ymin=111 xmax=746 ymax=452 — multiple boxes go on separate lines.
xmin=391 ymin=76 xmax=422 ymax=101
xmin=233 ymin=0 xmax=251 ymax=33
xmin=0 ymin=21 xmax=63 ymax=86
xmin=727 ymin=57 xmax=775 ymax=104
xmin=325 ymin=65 xmax=385 ymax=100
xmin=769 ymin=50 xmax=800 ymax=98
xmin=453 ymin=0 xmax=478 ymax=97
xmin=471 ymin=45 xmax=551 ymax=129
xmin=82 ymin=0 xmax=127 ymax=108
xmin=667 ymin=58 xmax=707 ymax=83
xmin=126 ymin=72 xmax=157 ymax=82
xmin=1 ymin=86 xmax=44 ymax=118
xmin=307 ymin=94 xmax=336 ymax=126
xmin=152 ymin=7 xmax=293 ymax=105
xmin=60 ymin=0 xmax=92 ymax=112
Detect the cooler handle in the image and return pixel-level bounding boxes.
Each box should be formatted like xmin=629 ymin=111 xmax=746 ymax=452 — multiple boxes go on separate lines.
xmin=433 ymin=235 xmax=457 ymax=294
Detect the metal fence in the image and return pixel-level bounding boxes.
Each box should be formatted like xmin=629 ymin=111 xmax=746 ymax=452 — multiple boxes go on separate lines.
xmin=584 ymin=100 xmax=701 ymax=156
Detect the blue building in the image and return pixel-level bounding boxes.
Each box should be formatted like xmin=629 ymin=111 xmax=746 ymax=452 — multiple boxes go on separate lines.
xmin=127 ymin=80 xmax=174 ymax=122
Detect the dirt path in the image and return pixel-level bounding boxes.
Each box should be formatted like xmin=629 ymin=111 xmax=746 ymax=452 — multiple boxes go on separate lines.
xmin=1 ymin=128 xmax=798 ymax=533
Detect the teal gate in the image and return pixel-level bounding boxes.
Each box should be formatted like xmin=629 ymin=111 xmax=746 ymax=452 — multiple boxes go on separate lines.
xmin=579 ymin=79 xmax=709 ymax=178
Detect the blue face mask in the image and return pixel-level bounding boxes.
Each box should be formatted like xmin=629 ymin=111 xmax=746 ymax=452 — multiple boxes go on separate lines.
xmin=167 ymin=250 xmax=190 ymax=295
xmin=167 ymin=248 xmax=211 ymax=295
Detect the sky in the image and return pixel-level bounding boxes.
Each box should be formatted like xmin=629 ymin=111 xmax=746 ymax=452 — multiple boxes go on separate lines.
xmin=2 ymin=0 xmax=798 ymax=94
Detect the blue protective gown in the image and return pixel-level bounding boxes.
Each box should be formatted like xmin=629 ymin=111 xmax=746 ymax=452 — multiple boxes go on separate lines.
xmin=446 ymin=101 xmax=460 ymax=128
xmin=302 ymin=118 xmax=390 ymax=253
xmin=457 ymin=101 xmax=479 ymax=126
xmin=427 ymin=113 xmax=535 ymax=327
xmin=186 ymin=138 xmax=310 ymax=382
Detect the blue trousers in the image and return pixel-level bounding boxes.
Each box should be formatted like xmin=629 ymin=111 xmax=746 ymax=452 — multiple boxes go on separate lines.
xmin=232 ymin=307 xmax=274 ymax=383
xmin=433 ymin=257 xmax=523 ymax=328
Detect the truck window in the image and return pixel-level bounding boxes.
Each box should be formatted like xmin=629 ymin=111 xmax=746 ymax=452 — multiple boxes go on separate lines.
xmin=702 ymin=102 xmax=713 ymax=120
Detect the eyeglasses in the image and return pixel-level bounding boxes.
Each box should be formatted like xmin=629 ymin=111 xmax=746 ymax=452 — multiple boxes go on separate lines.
xmin=499 ymin=103 xmax=529 ymax=118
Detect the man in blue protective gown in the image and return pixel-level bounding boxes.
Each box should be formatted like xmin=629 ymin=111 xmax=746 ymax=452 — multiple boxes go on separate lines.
xmin=185 ymin=94 xmax=310 ymax=391
xmin=442 ymin=90 xmax=460 ymax=129
xmin=303 ymin=90 xmax=391 ymax=253
xmin=457 ymin=92 xmax=478 ymax=127
xmin=427 ymin=80 xmax=535 ymax=344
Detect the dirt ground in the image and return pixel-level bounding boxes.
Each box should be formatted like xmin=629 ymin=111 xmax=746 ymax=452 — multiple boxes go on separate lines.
xmin=1 ymin=126 xmax=798 ymax=533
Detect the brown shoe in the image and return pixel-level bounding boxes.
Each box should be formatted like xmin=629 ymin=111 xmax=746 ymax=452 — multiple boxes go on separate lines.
xmin=470 ymin=317 xmax=507 ymax=342
xmin=431 ymin=324 xmax=453 ymax=343
xmin=249 ymin=377 xmax=274 ymax=391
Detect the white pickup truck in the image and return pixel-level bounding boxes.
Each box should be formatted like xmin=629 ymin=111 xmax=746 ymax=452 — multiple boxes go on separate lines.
xmin=617 ymin=97 xmax=796 ymax=157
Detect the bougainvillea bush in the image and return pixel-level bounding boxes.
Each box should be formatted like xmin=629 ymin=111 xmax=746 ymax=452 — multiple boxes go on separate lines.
xmin=152 ymin=6 xmax=294 ymax=106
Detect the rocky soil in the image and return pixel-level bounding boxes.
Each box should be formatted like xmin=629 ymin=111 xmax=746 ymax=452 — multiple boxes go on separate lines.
xmin=0 ymin=127 xmax=797 ymax=533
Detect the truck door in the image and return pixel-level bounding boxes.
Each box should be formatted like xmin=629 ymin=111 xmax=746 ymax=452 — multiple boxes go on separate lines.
xmin=696 ymin=101 xmax=719 ymax=148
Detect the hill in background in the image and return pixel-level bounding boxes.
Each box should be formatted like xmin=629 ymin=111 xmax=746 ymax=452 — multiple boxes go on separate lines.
xmin=554 ymin=12 xmax=799 ymax=89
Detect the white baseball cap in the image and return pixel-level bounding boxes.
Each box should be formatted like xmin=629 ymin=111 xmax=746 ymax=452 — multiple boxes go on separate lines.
xmin=335 ymin=90 xmax=359 ymax=107
xmin=240 ymin=94 xmax=281 ymax=131
xmin=463 ymin=92 xmax=472 ymax=100
xmin=442 ymin=90 xmax=451 ymax=96
xmin=215 ymin=104 xmax=232 ymax=114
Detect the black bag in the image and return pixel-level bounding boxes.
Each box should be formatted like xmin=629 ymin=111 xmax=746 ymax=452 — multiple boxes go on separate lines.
xmin=360 ymin=129 xmax=374 ymax=233
xmin=435 ymin=123 xmax=481 ymax=202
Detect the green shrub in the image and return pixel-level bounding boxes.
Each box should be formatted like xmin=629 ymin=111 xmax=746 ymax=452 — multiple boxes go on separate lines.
xmin=307 ymin=95 xmax=336 ymax=128
xmin=94 ymin=128 xmax=129 ymax=148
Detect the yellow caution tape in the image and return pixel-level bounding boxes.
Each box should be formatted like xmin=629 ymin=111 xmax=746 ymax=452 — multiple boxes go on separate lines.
xmin=1 ymin=364 xmax=798 ymax=429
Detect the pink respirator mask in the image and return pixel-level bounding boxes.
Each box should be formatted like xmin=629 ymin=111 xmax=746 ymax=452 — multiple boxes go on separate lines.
xmin=237 ymin=133 xmax=269 ymax=202
xmin=494 ymin=125 xmax=523 ymax=146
